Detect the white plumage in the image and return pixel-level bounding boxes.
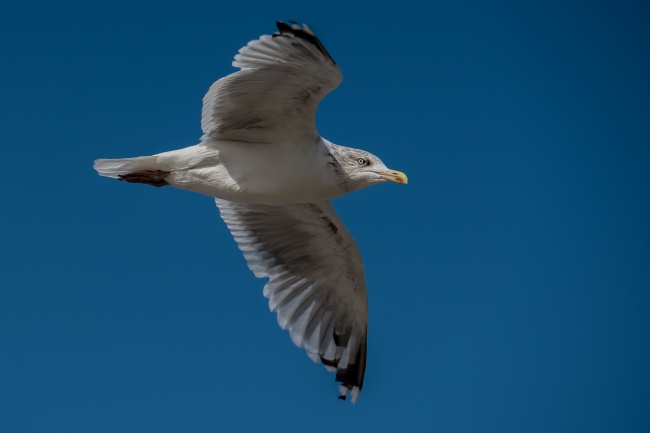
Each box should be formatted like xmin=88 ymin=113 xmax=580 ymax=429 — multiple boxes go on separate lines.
xmin=94 ymin=21 xmax=407 ymax=403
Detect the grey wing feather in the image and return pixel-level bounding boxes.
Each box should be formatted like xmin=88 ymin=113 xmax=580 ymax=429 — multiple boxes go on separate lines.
xmin=216 ymin=199 xmax=367 ymax=403
xmin=201 ymin=22 xmax=342 ymax=144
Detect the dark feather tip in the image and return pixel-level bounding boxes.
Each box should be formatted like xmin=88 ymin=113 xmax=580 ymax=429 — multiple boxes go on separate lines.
xmin=274 ymin=20 xmax=336 ymax=64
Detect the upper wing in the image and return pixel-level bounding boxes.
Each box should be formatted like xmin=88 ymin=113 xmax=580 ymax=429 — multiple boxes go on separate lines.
xmin=216 ymin=199 xmax=367 ymax=403
xmin=201 ymin=22 xmax=343 ymax=144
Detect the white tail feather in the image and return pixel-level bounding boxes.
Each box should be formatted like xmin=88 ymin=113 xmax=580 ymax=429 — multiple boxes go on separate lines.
xmin=94 ymin=156 xmax=158 ymax=179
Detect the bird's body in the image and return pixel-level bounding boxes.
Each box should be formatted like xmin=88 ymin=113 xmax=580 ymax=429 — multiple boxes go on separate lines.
xmin=97 ymin=137 xmax=364 ymax=205
xmin=94 ymin=21 xmax=406 ymax=403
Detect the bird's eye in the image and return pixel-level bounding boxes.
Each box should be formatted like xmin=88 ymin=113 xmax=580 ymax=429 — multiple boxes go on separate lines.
xmin=357 ymin=158 xmax=367 ymax=165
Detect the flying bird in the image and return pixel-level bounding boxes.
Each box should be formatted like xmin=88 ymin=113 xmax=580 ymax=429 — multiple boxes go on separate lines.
xmin=94 ymin=21 xmax=407 ymax=404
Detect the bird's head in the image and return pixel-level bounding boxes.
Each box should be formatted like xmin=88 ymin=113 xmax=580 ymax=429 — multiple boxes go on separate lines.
xmin=331 ymin=145 xmax=408 ymax=191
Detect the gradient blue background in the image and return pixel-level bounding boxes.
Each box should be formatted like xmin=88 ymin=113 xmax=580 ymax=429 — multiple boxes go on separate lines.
xmin=1 ymin=1 xmax=649 ymax=431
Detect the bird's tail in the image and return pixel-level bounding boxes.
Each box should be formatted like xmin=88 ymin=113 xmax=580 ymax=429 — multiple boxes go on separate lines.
xmin=93 ymin=156 xmax=158 ymax=179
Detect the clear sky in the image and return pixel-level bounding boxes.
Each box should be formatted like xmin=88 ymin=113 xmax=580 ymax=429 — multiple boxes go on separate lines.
xmin=1 ymin=0 xmax=649 ymax=432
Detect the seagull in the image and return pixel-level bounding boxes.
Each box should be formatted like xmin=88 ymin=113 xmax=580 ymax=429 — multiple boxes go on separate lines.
xmin=94 ymin=21 xmax=407 ymax=404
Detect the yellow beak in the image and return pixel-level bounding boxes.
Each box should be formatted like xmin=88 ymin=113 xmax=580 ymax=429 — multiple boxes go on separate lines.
xmin=379 ymin=170 xmax=408 ymax=184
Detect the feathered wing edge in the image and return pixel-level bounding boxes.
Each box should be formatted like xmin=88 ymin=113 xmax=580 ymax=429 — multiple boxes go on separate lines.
xmin=200 ymin=22 xmax=342 ymax=144
xmin=215 ymin=199 xmax=367 ymax=403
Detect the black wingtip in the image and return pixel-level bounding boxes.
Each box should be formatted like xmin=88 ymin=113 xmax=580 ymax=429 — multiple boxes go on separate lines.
xmin=274 ymin=20 xmax=337 ymax=65
xmin=275 ymin=20 xmax=293 ymax=34
xmin=320 ymin=331 xmax=367 ymax=401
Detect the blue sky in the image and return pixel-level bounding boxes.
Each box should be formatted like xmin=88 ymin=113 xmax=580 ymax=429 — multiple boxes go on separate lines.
xmin=1 ymin=0 xmax=649 ymax=432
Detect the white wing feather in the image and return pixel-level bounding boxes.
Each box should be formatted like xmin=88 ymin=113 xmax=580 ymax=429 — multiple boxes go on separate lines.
xmin=201 ymin=22 xmax=342 ymax=144
xmin=216 ymin=199 xmax=367 ymax=403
